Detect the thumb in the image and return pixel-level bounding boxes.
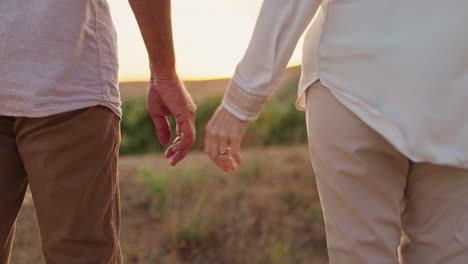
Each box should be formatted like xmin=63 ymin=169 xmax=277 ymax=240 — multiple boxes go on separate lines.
xmin=172 ymin=119 xmax=195 ymax=153
xmin=152 ymin=115 xmax=171 ymax=145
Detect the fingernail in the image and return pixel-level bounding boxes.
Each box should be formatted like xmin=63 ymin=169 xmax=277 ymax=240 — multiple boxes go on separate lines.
xmin=164 ymin=147 xmax=173 ymax=157
xmin=172 ymin=143 xmax=181 ymax=151
xmin=170 ymin=152 xmax=182 ymax=165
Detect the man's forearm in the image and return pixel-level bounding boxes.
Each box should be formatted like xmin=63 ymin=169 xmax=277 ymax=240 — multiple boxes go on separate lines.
xmin=129 ymin=0 xmax=176 ymax=78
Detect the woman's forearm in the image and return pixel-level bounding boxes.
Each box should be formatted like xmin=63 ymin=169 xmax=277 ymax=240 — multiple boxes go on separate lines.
xmin=223 ymin=0 xmax=323 ymax=121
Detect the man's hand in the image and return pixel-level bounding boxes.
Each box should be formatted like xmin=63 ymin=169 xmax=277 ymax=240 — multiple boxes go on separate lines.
xmin=148 ymin=75 xmax=197 ymax=166
xmin=129 ymin=0 xmax=197 ymax=166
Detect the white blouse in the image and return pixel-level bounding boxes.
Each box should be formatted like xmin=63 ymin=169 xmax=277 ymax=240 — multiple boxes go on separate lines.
xmin=222 ymin=0 xmax=468 ymax=168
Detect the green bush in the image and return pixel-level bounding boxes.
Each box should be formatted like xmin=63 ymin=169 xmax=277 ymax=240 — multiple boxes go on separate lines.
xmin=120 ymin=79 xmax=308 ymax=155
xmin=120 ymin=98 xmax=163 ymax=154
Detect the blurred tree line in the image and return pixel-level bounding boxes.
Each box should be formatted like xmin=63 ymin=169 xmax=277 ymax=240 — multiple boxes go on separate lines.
xmin=120 ymin=79 xmax=308 ymax=155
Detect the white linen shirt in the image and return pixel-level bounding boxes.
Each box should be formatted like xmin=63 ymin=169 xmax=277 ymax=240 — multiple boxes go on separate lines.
xmin=0 ymin=0 xmax=121 ymax=118
xmin=222 ymin=0 xmax=468 ymax=168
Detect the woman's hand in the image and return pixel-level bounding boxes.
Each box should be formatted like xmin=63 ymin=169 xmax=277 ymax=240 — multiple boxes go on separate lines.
xmin=204 ymin=106 xmax=249 ymax=172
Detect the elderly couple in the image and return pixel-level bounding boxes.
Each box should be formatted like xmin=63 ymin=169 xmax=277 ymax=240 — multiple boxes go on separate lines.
xmin=2 ymin=0 xmax=468 ymax=263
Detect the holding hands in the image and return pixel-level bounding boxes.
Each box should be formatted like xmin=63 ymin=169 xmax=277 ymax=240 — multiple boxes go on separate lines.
xmin=148 ymin=73 xmax=250 ymax=172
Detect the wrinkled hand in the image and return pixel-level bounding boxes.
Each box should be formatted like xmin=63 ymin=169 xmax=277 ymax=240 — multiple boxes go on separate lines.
xmin=204 ymin=106 xmax=249 ymax=172
xmin=147 ymin=75 xmax=197 ymax=166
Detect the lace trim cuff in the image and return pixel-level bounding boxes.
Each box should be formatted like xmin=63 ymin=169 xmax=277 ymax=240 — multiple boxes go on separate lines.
xmin=222 ymin=80 xmax=269 ymax=121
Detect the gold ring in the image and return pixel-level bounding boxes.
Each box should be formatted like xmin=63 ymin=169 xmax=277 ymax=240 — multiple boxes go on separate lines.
xmin=218 ymin=151 xmax=228 ymax=156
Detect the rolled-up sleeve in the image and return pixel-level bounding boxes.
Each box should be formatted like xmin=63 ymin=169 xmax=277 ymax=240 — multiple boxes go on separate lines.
xmin=222 ymin=0 xmax=323 ymax=121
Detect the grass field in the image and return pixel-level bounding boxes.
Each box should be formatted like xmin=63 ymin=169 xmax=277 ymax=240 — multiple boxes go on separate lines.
xmin=10 ymin=66 xmax=329 ymax=263
xmin=119 ymin=66 xmax=307 ymax=155
xmin=12 ymin=146 xmax=328 ymax=264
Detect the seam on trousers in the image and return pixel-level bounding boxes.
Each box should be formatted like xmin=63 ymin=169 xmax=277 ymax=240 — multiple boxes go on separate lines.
xmin=455 ymin=198 xmax=468 ymax=244
xmin=110 ymin=116 xmax=122 ymax=263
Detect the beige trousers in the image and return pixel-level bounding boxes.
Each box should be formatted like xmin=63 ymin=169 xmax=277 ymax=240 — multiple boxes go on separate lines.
xmin=0 ymin=106 xmax=122 ymax=264
xmin=306 ymin=81 xmax=468 ymax=264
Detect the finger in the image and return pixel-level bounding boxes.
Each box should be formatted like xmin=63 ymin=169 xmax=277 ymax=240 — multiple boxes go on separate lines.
xmin=213 ymin=154 xmax=238 ymax=172
xmin=169 ymin=150 xmax=186 ymax=166
xmin=172 ymin=119 xmax=195 ymax=153
xmin=218 ymin=136 xmax=229 ymax=155
xmin=168 ymin=137 xmax=191 ymax=166
xmin=229 ymin=137 xmax=242 ymax=165
xmin=203 ymin=127 xmax=212 ymax=155
xmin=218 ymin=137 xmax=236 ymax=172
xmin=165 ymin=145 xmax=178 ymax=159
xmin=165 ymin=136 xmax=181 ymax=158
xmin=229 ymin=156 xmax=239 ymax=172
xmin=208 ymin=134 xmax=219 ymax=160
xmin=203 ymin=122 xmax=213 ymax=155
xmin=152 ymin=116 xmax=171 ymax=145
xmin=176 ymin=123 xmax=180 ymax=136
xmin=165 ymin=145 xmax=174 ymax=159
xmin=222 ymin=155 xmax=238 ymax=172
xmin=222 ymin=156 xmax=237 ymax=172
xmin=204 ymin=130 xmax=234 ymax=172
xmin=209 ymin=155 xmax=230 ymax=171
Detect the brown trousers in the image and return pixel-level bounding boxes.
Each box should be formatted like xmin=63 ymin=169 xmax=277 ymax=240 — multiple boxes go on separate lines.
xmin=306 ymin=81 xmax=468 ymax=264
xmin=0 ymin=106 xmax=122 ymax=264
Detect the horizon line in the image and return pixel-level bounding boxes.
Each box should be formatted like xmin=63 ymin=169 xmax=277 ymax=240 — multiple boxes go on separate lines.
xmin=118 ymin=64 xmax=302 ymax=83
xmin=119 ymin=75 xmax=231 ymax=83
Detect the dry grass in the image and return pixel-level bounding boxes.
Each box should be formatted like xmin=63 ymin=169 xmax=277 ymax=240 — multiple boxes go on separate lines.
xmin=12 ymin=145 xmax=328 ymax=264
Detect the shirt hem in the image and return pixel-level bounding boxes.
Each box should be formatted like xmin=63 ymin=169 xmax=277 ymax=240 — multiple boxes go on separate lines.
xmin=303 ymin=77 xmax=468 ymax=169
xmin=0 ymin=100 xmax=122 ymax=119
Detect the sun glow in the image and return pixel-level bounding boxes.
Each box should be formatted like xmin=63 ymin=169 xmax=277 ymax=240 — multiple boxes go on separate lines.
xmin=110 ymin=0 xmax=303 ymax=82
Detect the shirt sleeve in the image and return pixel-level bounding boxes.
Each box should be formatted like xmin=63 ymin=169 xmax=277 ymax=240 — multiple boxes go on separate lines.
xmin=222 ymin=0 xmax=323 ymax=121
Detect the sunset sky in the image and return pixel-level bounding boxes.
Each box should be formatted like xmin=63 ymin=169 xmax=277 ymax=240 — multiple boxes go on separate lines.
xmin=109 ymin=0 xmax=304 ymax=82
